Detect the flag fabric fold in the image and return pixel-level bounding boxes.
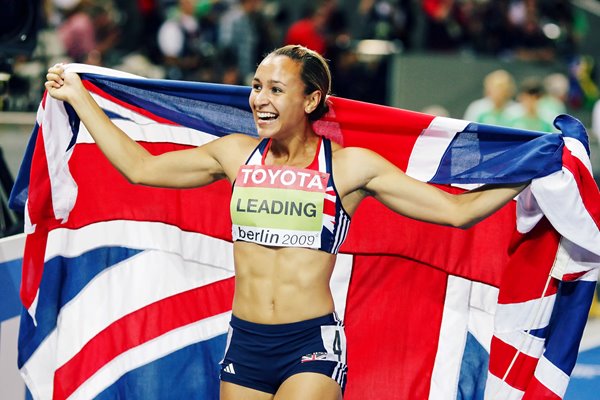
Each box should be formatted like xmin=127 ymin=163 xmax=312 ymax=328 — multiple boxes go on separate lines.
xmin=9 ymin=65 xmax=600 ymax=400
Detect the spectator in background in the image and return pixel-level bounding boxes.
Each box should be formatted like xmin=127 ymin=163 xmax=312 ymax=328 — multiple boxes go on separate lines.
xmin=567 ymin=55 xmax=600 ymax=110
xmin=56 ymin=0 xmax=121 ymax=65
xmin=130 ymin=0 xmax=165 ymax=62
xmin=592 ymin=98 xmax=600 ymax=203
xmin=538 ymin=0 xmax=588 ymax=61
xmin=463 ymin=69 xmax=519 ymax=126
xmin=421 ymin=104 xmax=450 ymax=118
xmin=592 ymin=99 xmax=600 ymax=145
xmin=358 ymin=0 xmax=414 ymax=50
xmin=538 ymin=72 xmax=568 ymax=129
xmin=509 ymin=77 xmax=553 ymax=133
xmin=421 ymin=0 xmax=466 ymax=52
xmin=284 ymin=1 xmax=333 ymax=55
xmin=157 ymin=0 xmax=217 ymax=81
xmin=218 ymin=0 xmax=276 ymax=85
xmin=510 ymin=3 xmax=556 ymax=62
xmin=476 ymin=0 xmax=514 ymax=57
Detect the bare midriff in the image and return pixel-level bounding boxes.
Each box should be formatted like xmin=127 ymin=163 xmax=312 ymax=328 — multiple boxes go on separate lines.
xmin=231 ymin=241 xmax=337 ymax=324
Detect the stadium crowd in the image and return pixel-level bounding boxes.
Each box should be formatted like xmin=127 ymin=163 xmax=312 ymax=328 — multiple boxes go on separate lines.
xmin=2 ymin=0 xmax=596 ymax=112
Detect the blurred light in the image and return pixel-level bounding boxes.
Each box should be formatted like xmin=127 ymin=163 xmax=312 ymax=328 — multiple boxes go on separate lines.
xmin=543 ymin=23 xmax=561 ymax=40
xmin=356 ymin=40 xmax=398 ymax=57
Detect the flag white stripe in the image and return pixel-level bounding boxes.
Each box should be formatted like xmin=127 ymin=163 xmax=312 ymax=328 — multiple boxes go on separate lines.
xmin=330 ymin=253 xmax=353 ymax=322
xmin=467 ymin=282 xmax=498 ymax=354
xmin=564 ymin=137 xmax=593 ymax=173
xmin=78 ymin=117 xmax=216 ymax=148
xmin=484 ymin=373 xmax=525 ymax=400
xmin=494 ymin=330 xmax=546 ymax=358
xmin=43 ymin=97 xmax=78 ymax=222
xmin=515 ymin=188 xmax=545 ymax=235
xmin=552 ymin=238 xmax=600 ymax=280
xmin=65 ymin=63 xmax=145 ymax=79
xmin=80 ymin=93 xmax=219 ymax=147
xmin=495 ymin=295 xmax=556 ymax=332
xmin=534 ymin=355 xmax=570 ymax=399
xmin=406 ymin=116 xmax=469 ymax=182
xmin=429 ymin=276 xmax=470 ymax=400
xmin=68 ymin=312 xmax=231 ymax=400
xmin=532 ymin=168 xmax=600 ymax=259
xmin=44 ymin=220 xmax=235 ymax=271
xmin=20 ymin=332 xmax=58 ymax=399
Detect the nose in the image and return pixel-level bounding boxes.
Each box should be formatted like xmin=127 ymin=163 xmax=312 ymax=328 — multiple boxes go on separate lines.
xmin=252 ymin=88 xmax=269 ymax=107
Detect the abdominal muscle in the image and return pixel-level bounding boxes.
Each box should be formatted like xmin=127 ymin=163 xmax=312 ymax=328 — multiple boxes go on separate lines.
xmin=231 ymin=241 xmax=337 ymax=324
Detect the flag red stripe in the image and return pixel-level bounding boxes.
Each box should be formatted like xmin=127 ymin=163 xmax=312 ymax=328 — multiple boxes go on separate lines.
xmin=28 ymin=124 xmax=57 ymax=224
xmin=328 ymin=97 xmax=435 ymax=172
xmin=522 ymin=376 xmax=562 ymax=400
xmin=489 ymin=336 xmax=540 ymax=391
xmin=499 ymin=218 xmax=560 ymax=304
xmin=22 ymin=123 xmax=58 ymax=309
xmin=345 ymin=255 xmax=447 ymax=399
xmin=54 ymin=144 xmax=234 ymax=241
xmin=561 ymin=148 xmax=600 ymax=228
xmin=344 ymin=192 xmax=516 ymax=286
xmin=20 ymin=228 xmax=49 ymax=310
xmin=53 ymin=277 xmax=235 ymax=400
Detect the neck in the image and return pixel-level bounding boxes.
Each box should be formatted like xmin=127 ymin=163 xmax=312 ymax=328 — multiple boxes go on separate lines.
xmin=268 ymin=129 xmax=321 ymax=167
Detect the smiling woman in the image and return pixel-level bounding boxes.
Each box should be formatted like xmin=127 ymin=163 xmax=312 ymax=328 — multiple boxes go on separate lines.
xmin=44 ymin=44 xmax=528 ymax=400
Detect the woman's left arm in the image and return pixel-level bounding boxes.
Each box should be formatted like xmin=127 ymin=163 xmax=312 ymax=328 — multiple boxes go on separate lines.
xmin=343 ymin=147 xmax=528 ymax=228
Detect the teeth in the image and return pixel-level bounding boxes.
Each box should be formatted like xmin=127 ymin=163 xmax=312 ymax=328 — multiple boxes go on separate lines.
xmin=257 ymin=112 xmax=277 ymax=119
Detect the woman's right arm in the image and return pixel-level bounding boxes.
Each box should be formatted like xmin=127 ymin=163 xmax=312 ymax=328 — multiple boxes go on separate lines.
xmin=45 ymin=65 xmax=250 ymax=188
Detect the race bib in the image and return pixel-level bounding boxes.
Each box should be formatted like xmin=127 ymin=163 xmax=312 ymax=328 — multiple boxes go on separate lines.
xmin=231 ymin=164 xmax=329 ymax=248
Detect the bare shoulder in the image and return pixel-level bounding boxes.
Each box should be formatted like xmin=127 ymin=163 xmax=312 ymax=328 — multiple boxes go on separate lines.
xmin=331 ymin=145 xmax=382 ymax=168
xmin=202 ymin=133 xmax=260 ymax=180
xmin=214 ymin=133 xmax=259 ymax=151
xmin=331 ymin=146 xmax=381 ymax=192
xmin=331 ymin=144 xmax=404 ymax=194
xmin=209 ymin=133 xmax=259 ymax=161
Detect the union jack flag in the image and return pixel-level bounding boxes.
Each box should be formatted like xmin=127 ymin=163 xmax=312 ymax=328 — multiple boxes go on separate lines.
xmin=301 ymin=352 xmax=330 ymax=363
xmin=9 ymin=65 xmax=600 ymax=399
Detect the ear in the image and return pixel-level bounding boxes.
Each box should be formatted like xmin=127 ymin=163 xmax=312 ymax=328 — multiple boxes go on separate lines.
xmin=304 ymin=90 xmax=322 ymax=114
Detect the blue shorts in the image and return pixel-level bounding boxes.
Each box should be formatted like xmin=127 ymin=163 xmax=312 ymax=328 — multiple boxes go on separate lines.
xmin=219 ymin=313 xmax=348 ymax=394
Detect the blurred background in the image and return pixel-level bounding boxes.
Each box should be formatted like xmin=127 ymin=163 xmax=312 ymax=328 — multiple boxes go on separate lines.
xmin=0 ymin=1 xmax=600 ymax=397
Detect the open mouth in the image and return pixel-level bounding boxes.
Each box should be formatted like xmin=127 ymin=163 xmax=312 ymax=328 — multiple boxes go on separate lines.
xmin=256 ymin=112 xmax=278 ymax=121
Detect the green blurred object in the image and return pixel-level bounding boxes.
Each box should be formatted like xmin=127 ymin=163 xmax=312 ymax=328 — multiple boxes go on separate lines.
xmin=196 ymin=0 xmax=213 ymax=17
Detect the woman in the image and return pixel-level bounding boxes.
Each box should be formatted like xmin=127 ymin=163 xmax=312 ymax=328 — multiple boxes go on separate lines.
xmin=45 ymin=45 xmax=527 ymax=400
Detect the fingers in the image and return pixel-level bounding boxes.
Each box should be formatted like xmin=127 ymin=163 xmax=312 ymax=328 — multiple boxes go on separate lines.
xmin=48 ymin=63 xmax=64 ymax=74
xmin=46 ymin=63 xmax=64 ymax=80
xmin=45 ymin=63 xmax=65 ymax=90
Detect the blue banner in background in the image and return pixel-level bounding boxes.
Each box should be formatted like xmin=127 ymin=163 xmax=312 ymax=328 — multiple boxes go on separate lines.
xmin=0 ymin=258 xmax=22 ymax=322
xmin=565 ymin=326 xmax=600 ymax=400
xmin=0 ymin=234 xmax=28 ymax=400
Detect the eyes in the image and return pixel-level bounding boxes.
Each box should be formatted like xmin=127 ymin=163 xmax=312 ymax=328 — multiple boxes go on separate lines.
xmin=252 ymin=83 xmax=283 ymax=94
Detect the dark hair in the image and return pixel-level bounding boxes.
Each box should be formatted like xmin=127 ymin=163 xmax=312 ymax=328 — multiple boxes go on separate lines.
xmin=519 ymin=77 xmax=545 ymax=97
xmin=268 ymin=45 xmax=331 ymax=121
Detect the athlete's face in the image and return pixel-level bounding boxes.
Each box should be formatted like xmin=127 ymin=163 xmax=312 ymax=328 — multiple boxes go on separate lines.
xmin=249 ymin=55 xmax=319 ymax=139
